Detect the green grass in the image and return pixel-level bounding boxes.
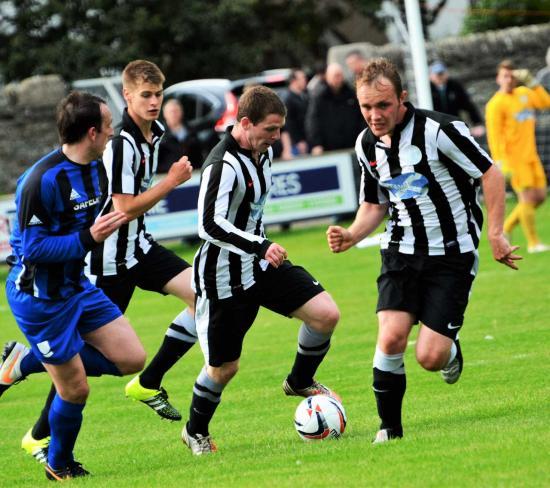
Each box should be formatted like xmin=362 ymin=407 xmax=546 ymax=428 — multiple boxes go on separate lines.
xmin=1 ymin=202 xmax=549 ymax=487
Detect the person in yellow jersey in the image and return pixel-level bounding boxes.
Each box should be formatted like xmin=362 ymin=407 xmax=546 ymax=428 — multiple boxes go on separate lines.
xmin=486 ymin=59 xmax=550 ymax=253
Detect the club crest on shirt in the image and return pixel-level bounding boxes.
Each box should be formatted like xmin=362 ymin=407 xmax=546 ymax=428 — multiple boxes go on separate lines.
xmin=399 ymin=145 xmax=422 ymax=166
xmin=379 ymin=172 xmax=429 ymax=200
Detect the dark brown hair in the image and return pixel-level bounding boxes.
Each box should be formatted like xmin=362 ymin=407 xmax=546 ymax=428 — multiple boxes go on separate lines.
xmin=57 ymin=91 xmax=105 ymax=144
xmin=237 ymin=85 xmax=286 ymax=124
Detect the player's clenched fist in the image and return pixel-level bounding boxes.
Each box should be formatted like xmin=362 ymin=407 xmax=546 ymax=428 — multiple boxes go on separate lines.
xmin=326 ymin=225 xmax=353 ymax=253
xmin=167 ymin=155 xmax=193 ymax=186
xmin=90 ymin=211 xmax=128 ymax=243
xmin=264 ymin=243 xmax=288 ymax=268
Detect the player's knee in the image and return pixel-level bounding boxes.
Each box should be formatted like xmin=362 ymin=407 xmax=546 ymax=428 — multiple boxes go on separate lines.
xmin=319 ymin=304 xmax=340 ymax=332
xmin=58 ymin=381 xmax=90 ymax=403
xmin=118 ymin=349 xmax=146 ymax=375
xmin=416 ymin=349 xmax=446 ymax=371
xmin=309 ymin=302 xmax=340 ymax=333
xmin=378 ymin=332 xmax=408 ymax=354
xmin=209 ymin=363 xmax=239 ymax=385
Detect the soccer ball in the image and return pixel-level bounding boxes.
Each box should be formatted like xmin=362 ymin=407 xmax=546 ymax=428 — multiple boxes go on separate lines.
xmin=294 ymin=395 xmax=347 ymax=441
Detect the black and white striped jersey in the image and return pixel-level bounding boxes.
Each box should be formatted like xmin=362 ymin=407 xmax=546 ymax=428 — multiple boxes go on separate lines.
xmin=357 ymin=102 xmax=493 ymax=255
xmin=88 ymin=109 xmax=165 ymax=276
xmin=193 ymin=129 xmax=274 ymax=300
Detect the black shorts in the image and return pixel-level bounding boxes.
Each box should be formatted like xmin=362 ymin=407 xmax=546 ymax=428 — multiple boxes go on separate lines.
xmin=195 ymin=260 xmax=324 ymax=367
xmin=94 ymin=242 xmax=191 ymax=313
xmin=376 ymin=249 xmax=477 ymax=339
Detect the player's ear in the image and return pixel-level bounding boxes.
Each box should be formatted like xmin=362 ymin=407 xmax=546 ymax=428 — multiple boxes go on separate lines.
xmin=88 ymin=126 xmax=98 ymax=141
xmin=240 ymin=117 xmax=252 ymax=130
xmin=399 ymin=90 xmax=408 ymax=105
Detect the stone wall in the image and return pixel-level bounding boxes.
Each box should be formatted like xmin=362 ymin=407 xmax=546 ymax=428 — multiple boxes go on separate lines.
xmin=0 ymin=75 xmax=66 ymax=193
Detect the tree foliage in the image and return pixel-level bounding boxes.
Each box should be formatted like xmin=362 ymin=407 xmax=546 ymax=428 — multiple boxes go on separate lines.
xmin=0 ymin=0 xmax=382 ymax=85
xmin=462 ymin=0 xmax=550 ymax=34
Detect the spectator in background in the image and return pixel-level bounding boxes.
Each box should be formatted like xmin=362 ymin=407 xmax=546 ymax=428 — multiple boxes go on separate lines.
xmin=306 ymin=63 xmax=365 ymax=156
xmin=307 ymin=60 xmax=327 ymax=96
xmin=158 ymin=98 xmax=202 ymax=172
xmin=486 ymin=60 xmax=550 ymax=253
xmin=536 ymin=46 xmax=550 ymax=91
xmin=281 ymin=69 xmax=309 ymax=160
xmin=345 ymin=50 xmax=368 ymax=80
xmin=429 ymin=61 xmax=485 ymax=138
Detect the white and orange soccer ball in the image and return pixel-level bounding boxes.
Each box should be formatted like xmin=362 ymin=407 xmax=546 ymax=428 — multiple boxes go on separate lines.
xmin=294 ymin=394 xmax=347 ymax=441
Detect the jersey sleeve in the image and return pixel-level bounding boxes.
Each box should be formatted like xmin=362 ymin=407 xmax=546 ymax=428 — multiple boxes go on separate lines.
xmin=485 ymin=98 xmax=508 ymax=168
xmin=18 ymin=172 xmax=93 ymax=263
xmin=437 ymin=120 xmax=493 ymax=178
xmin=105 ymin=136 xmax=138 ymax=195
xmin=528 ymin=85 xmax=550 ymax=110
xmin=197 ymin=161 xmax=271 ymax=259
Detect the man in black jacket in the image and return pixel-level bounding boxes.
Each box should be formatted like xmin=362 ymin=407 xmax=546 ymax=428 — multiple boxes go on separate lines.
xmin=306 ymin=63 xmax=365 ymax=155
xmin=429 ymin=61 xmax=485 ymax=138
xmin=158 ymin=98 xmax=203 ymax=171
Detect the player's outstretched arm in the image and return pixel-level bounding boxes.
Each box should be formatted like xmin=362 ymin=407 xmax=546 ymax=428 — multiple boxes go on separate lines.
xmin=112 ymin=155 xmax=193 ymax=221
xmin=481 ymin=165 xmax=522 ymax=270
xmin=327 ymin=202 xmax=388 ymax=253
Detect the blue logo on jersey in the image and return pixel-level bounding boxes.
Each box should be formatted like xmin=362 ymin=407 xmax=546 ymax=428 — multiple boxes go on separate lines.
xmin=380 ymin=172 xmax=429 ymax=200
xmin=514 ymin=109 xmax=534 ymax=122
xmin=250 ymin=193 xmax=267 ymax=220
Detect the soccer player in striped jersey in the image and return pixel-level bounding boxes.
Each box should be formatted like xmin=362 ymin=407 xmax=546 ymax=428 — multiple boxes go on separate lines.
xmin=11 ymin=60 xmax=194 ymax=464
xmin=2 ymin=91 xmax=146 ymax=480
xmin=485 ymin=60 xmax=550 ymax=253
xmin=327 ymin=58 xmax=521 ymax=443
xmin=181 ymin=86 xmax=340 ymax=455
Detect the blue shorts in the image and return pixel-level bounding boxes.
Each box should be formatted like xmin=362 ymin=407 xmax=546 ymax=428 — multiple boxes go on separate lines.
xmin=6 ymin=281 xmax=122 ymax=364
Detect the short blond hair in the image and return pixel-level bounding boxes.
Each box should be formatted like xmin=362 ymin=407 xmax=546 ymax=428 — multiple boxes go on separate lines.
xmin=122 ymin=60 xmax=165 ymax=89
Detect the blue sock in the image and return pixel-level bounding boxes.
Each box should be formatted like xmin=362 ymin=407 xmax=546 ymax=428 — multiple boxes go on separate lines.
xmin=47 ymin=395 xmax=85 ymax=470
xmin=20 ymin=351 xmax=46 ymax=376
xmin=79 ymin=344 xmax=121 ymax=377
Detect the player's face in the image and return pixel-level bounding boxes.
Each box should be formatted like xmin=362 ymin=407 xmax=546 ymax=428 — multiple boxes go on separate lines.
xmin=357 ymin=77 xmax=407 ymax=138
xmin=124 ymin=81 xmax=164 ymax=123
xmin=92 ymin=104 xmax=114 ymax=158
xmin=496 ymin=68 xmax=515 ymax=93
xmin=244 ymin=113 xmax=285 ymax=154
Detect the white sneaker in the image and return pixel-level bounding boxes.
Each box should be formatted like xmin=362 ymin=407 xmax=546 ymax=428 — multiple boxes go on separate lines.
xmin=0 ymin=341 xmax=29 ymax=389
xmin=182 ymin=423 xmax=217 ymax=455
xmin=527 ymin=243 xmax=550 ymax=254
xmin=372 ymin=428 xmax=402 ymax=444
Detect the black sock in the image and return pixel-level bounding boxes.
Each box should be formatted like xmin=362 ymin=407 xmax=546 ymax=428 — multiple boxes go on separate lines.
xmin=288 ymin=351 xmax=328 ymax=389
xmin=187 ymin=368 xmax=224 ymax=436
xmin=140 ymin=336 xmax=194 ymax=390
xmin=32 ymin=383 xmax=56 ymax=440
xmin=288 ymin=323 xmax=331 ymax=389
xmin=373 ymin=367 xmax=406 ymax=437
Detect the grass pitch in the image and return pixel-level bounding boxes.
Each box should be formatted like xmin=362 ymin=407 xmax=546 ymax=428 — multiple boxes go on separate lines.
xmin=0 ymin=202 xmax=549 ymax=487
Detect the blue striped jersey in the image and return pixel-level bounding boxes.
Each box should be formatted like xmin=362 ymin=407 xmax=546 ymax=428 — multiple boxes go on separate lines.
xmin=7 ymin=149 xmax=106 ymax=299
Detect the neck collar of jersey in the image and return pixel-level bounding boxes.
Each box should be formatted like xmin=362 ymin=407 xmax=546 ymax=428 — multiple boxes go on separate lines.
xmin=224 ymin=125 xmax=264 ymax=160
xmin=121 ymin=109 xmax=165 ymax=145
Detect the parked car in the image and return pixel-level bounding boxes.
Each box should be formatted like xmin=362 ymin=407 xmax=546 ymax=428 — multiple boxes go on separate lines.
xmin=72 ymin=69 xmax=291 ymax=165
xmin=163 ymin=69 xmax=291 ymax=164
